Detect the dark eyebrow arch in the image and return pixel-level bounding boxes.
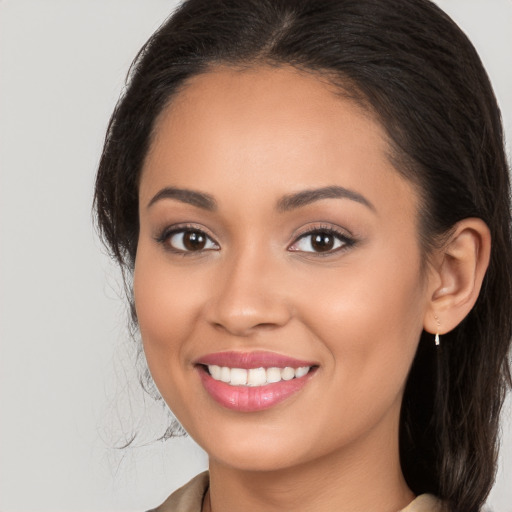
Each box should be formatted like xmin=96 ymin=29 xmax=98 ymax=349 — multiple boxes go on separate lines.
xmin=276 ymin=186 xmax=376 ymax=213
xmin=147 ymin=187 xmax=217 ymax=211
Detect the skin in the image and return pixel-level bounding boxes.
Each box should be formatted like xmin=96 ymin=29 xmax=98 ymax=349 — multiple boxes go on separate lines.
xmin=134 ymin=66 xmax=489 ymax=512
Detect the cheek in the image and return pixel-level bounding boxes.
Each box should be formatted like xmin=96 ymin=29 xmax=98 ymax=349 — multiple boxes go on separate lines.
xmin=296 ymin=244 xmax=426 ymax=394
xmin=133 ymin=245 xmax=202 ymax=387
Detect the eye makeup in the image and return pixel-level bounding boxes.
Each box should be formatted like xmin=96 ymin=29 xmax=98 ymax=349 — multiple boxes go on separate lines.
xmin=288 ymin=223 xmax=357 ymax=256
xmin=154 ymin=220 xmax=358 ymax=258
xmin=154 ymin=223 xmax=220 ymax=255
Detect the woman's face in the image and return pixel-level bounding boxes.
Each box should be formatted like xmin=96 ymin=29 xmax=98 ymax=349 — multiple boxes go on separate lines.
xmin=135 ymin=66 xmax=432 ymax=472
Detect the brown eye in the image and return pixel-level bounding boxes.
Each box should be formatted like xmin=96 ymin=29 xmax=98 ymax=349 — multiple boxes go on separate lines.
xmin=164 ymin=229 xmax=219 ymax=253
xmin=288 ymin=229 xmax=353 ymax=254
xmin=183 ymin=231 xmax=207 ymax=251
xmin=310 ymin=232 xmax=335 ymax=252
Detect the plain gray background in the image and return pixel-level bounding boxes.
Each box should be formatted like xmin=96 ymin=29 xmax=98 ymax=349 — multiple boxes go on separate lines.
xmin=0 ymin=1 xmax=511 ymax=510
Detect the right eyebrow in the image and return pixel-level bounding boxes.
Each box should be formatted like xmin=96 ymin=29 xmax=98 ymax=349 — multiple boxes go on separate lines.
xmin=147 ymin=186 xmax=218 ymax=211
xmin=276 ymin=185 xmax=376 ymax=213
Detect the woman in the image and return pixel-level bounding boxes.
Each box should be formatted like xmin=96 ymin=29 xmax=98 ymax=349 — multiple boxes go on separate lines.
xmin=94 ymin=0 xmax=512 ymax=511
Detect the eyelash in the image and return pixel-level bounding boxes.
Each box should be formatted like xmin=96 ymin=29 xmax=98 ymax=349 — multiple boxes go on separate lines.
xmin=155 ymin=224 xmax=220 ymax=255
xmin=155 ymin=224 xmax=356 ymax=256
xmin=289 ymin=225 xmax=356 ymax=256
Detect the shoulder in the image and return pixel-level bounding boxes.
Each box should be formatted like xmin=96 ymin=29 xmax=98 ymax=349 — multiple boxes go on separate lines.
xmin=400 ymin=494 xmax=444 ymax=512
xmin=147 ymin=472 xmax=209 ymax=512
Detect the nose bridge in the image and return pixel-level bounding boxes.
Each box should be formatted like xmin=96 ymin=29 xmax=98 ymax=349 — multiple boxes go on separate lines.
xmin=207 ymin=241 xmax=291 ymax=335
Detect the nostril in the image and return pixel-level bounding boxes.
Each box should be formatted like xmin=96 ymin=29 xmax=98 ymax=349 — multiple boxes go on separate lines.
xmin=211 ymin=320 xmax=283 ymax=336
xmin=254 ymin=322 xmax=282 ymax=330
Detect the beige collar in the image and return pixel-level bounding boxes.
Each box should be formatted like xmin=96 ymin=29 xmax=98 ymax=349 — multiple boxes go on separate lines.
xmin=149 ymin=472 xmax=443 ymax=512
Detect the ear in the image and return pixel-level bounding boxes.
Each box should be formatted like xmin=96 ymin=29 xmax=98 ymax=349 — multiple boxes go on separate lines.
xmin=424 ymin=218 xmax=491 ymax=336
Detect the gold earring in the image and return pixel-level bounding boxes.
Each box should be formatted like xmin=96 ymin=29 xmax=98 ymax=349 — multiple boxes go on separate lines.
xmin=434 ymin=315 xmax=440 ymax=346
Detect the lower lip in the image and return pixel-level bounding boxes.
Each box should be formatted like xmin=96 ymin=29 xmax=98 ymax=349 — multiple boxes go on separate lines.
xmin=198 ymin=367 xmax=315 ymax=412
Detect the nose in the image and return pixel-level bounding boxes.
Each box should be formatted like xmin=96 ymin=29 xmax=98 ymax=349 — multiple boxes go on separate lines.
xmin=205 ymin=248 xmax=292 ymax=337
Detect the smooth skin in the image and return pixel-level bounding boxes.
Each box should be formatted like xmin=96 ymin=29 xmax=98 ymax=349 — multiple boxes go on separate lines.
xmin=134 ymin=66 xmax=490 ymax=512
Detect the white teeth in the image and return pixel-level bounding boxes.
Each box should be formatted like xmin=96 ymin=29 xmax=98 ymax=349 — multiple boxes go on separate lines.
xmin=266 ymin=367 xmax=282 ymax=383
xmin=247 ymin=367 xmax=267 ymax=387
xmin=295 ymin=366 xmax=309 ymax=378
xmin=230 ymin=368 xmax=248 ymax=386
xmin=281 ymin=367 xmax=295 ymax=381
xmin=209 ymin=365 xmax=222 ymax=380
xmin=206 ymin=365 xmax=312 ymax=387
xmin=220 ymin=366 xmax=231 ymax=383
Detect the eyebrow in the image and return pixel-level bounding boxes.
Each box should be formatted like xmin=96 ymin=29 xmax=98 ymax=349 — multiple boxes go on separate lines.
xmin=276 ymin=186 xmax=376 ymax=213
xmin=147 ymin=187 xmax=217 ymax=211
xmin=147 ymin=185 xmax=375 ymax=214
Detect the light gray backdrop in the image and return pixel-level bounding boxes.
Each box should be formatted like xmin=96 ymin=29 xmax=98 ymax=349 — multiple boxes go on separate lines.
xmin=0 ymin=1 xmax=510 ymax=511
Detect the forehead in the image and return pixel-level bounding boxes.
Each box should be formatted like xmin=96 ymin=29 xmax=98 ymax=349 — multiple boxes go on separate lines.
xmin=140 ymin=65 xmax=415 ymax=217
xmin=148 ymin=65 xmax=383 ymax=162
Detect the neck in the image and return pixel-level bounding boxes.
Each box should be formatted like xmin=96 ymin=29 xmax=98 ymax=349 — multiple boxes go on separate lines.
xmin=205 ymin=416 xmax=414 ymax=512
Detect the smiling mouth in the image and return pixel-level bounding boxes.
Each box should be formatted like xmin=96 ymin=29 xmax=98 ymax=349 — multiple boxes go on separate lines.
xmin=203 ymin=364 xmax=313 ymax=387
xmin=196 ymin=354 xmax=318 ymax=412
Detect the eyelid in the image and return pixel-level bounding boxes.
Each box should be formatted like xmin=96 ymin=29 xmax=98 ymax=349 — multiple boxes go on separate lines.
xmin=154 ymin=222 xmax=356 ymax=255
xmin=292 ymin=223 xmax=354 ymax=240
xmin=288 ymin=224 xmax=356 ymax=254
xmin=155 ymin=223 xmax=220 ymax=253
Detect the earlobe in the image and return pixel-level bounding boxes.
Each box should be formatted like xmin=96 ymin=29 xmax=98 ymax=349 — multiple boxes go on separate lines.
xmin=424 ymin=218 xmax=491 ymax=336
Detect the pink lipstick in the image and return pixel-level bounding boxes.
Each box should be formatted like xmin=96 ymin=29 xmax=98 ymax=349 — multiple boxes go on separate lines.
xmin=195 ymin=351 xmax=317 ymax=412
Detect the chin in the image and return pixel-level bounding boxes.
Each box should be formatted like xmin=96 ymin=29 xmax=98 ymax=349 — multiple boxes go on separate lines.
xmin=208 ymin=446 xmax=304 ymax=473
xmin=186 ymin=418 xmax=311 ymax=472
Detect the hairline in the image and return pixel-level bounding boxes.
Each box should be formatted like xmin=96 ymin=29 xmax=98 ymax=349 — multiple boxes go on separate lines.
xmin=137 ymin=60 xmax=437 ymax=275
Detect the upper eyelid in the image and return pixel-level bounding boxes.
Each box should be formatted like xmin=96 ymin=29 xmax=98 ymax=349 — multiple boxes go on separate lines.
xmin=156 ymin=226 xmax=220 ymax=255
xmin=292 ymin=224 xmax=354 ymax=241
xmin=287 ymin=226 xmax=356 ymax=254
xmin=156 ymin=223 xmax=218 ymax=243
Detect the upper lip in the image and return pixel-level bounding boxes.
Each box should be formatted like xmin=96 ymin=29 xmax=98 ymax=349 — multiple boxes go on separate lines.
xmin=195 ymin=351 xmax=317 ymax=369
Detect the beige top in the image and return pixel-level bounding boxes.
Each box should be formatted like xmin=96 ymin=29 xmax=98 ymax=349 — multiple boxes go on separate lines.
xmin=148 ymin=472 xmax=443 ymax=512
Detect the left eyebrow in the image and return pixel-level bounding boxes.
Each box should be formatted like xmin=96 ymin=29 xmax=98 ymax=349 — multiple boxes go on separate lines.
xmin=147 ymin=186 xmax=217 ymax=211
xmin=276 ymin=185 xmax=376 ymax=213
